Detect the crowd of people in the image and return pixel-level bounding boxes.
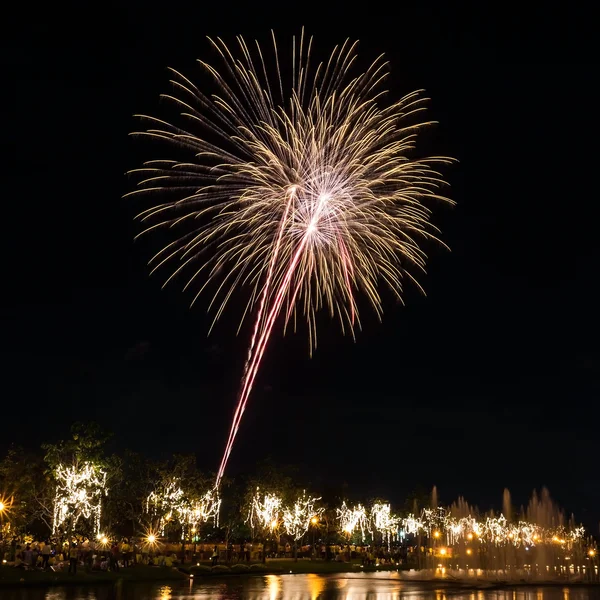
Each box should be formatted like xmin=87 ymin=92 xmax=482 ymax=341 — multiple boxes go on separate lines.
xmin=0 ymin=536 xmax=165 ymax=573
xmin=0 ymin=534 xmax=410 ymax=575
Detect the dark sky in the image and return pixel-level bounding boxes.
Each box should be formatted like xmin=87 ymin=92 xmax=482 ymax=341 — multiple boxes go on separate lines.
xmin=3 ymin=6 xmax=598 ymax=527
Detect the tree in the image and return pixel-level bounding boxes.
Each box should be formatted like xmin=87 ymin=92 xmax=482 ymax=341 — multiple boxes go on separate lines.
xmin=282 ymin=492 xmax=324 ymax=561
xmin=242 ymin=460 xmax=301 ymax=561
xmin=0 ymin=446 xmax=53 ymax=535
xmin=143 ymin=454 xmax=215 ymax=545
xmin=42 ymin=422 xmax=116 ymax=538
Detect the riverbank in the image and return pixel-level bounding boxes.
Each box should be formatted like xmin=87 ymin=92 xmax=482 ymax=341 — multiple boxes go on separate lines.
xmin=1 ymin=561 xmax=599 ymax=590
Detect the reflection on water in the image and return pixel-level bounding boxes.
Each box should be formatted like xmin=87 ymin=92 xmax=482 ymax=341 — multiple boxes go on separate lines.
xmin=1 ymin=575 xmax=600 ymax=600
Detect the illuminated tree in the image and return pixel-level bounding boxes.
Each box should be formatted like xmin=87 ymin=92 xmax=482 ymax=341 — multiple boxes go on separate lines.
xmin=282 ymin=492 xmax=324 ymax=560
xmin=144 ymin=455 xmax=219 ymax=542
xmin=246 ymin=487 xmax=282 ymax=537
xmin=336 ymin=501 xmax=371 ymax=542
xmin=371 ymin=502 xmax=399 ymax=549
xmin=52 ymin=461 xmax=107 ymax=536
xmin=43 ymin=422 xmax=115 ymax=537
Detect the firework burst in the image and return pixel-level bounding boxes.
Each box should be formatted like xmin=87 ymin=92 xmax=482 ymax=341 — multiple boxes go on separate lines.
xmin=128 ymin=30 xmax=454 ymax=484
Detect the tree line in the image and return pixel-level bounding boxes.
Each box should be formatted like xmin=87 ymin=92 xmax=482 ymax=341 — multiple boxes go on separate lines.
xmin=0 ymin=422 xmax=421 ymax=546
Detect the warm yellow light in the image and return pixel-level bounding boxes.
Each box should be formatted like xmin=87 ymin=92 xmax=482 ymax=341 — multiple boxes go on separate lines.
xmin=467 ymin=532 xmax=473 ymax=540
xmin=148 ymin=534 xmax=156 ymax=544
xmin=466 ymin=549 xmax=472 ymax=555
xmin=439 ymin=548 xmax=447 ymax=555
xmin=433 ymin=531 xmax=440 ymax=538
xmin=191 ymin=527 xmax=197 ymax=533
xmin=101 ymin=536 xmax=108 ymax=545
xmin=589 ymin=550 xmax=596 ymax=557
xmin=508 ymin=533 xmax=514 ymax=539
xmin=0 ymin=502 xmax=5 ymax=512
xmin=270 ymin=519 xmax=278 ymax=529
xmin=311 ymin=516 xmax=318 ymax=525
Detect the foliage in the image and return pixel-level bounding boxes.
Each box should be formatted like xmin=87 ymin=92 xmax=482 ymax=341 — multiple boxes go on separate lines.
xmin=0 ymin=445 xmax=54 ymax=534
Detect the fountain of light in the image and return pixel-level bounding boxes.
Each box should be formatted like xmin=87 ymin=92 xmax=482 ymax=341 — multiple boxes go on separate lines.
xmin=400 ymin=487 xmax=597 ymax=582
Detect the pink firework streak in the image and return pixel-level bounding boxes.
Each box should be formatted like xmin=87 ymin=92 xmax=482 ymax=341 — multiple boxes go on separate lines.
xmin=216 ymin=190 xmax=355 ymax=485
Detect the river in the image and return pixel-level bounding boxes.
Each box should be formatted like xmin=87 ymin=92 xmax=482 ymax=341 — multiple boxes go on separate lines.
xmin=2 ymin=574 xmax=600 ymax=600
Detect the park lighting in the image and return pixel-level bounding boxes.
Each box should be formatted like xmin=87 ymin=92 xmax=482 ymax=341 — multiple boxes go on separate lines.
xmin=589 ymin=550 xmax=596 ymax=557
xmin=466 ymin=549 xmax=472 ymax=555
xmin=52 ymin=462 xmax=107 ymax=535
xmin=467 ymin=532 xmax=473 ymax=540
xmin=433 ymin=531 xmax=441 ymax=539
xmin=0 ymin=501 xmax=4 ymax=512
xmin=337 ymin=502 xmax=370 ymax=541
xmin=439 ymin=548 xmax=447 ymax=555
xmin=148 ymin=534 xmax=156 ymax=544
xmin=371 ymin=503 xmax=400 ymax=550
xmin=101 ymin=536 xmax=108 ymax=545
xmin=247 ymin=488 xmax=282 ymax=534
xmin=311 ymin=516 xmax=319 ymax=525
xmin=283 ymin=492 xmax=324 ymax=541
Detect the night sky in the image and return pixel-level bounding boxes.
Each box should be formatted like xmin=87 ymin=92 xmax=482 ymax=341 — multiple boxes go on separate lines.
xmin=4 ymin=6 xmax=598 ymax=527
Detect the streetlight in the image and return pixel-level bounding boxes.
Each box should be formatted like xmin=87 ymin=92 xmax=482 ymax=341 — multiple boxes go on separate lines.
xmin=310 ymin=516 xmax=319 ymax=560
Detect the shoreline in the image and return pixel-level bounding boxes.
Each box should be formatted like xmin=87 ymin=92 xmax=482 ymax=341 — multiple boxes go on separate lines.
xmin=1 ymin=563 xmax=599 ymax=591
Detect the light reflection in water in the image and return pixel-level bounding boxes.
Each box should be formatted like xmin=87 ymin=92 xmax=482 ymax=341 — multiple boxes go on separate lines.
xmin=267 ymin=574 xmax=281 ymax=600
xmin=2 ymin=576 xmax=595 ymax=600
xmin=307 ymin=573 xmax=326 ymax=600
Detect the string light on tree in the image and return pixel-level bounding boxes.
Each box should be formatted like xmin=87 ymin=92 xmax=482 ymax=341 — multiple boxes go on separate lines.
xmin=371 ymin=502 xmax=400 ymax=549
xmin=246 ymin=488 xmax=283 ymax=534
xmin=146 ymin=480 xmax=220 ymax=538
xmin=282 ymin=492 xmax=324 ymax=542
xmin=336 ymin=502 xmax=370 ymax=541
xmin=399 ymin=507 xmax=586 ymax=549
xmin=52 ymin=462 xmax=107 ymax=535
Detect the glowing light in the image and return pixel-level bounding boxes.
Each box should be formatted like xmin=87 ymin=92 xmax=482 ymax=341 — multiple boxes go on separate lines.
xmin=589 ymin=550 xmax=596 ymax=557
xmin=398 ymin=507 xmax=586 ymax=549
xmin=146 ymin=480 xmax=220 ymax=538
xmin=466 ymin=548 xmax=472 ymax=555
xmin=247 ymin=488 xmax=282 ymax=534
xmin=52 ymin=462 xmax=107 ymax=535
xmin=371 ymin=502 xmax=400 ymax=549
xmin=337 ymin=502 xmax=370 ymax=541
xmin=0 ymin=502 xmax=4 ymax=512
xmin=129 ymin=31 xmax=454 ymax=484
xmin=148 ymin=534 xmax=156 ymax=544
xmin=439 ymin=548 xmax=447 ymax=555
xmin=311 ymin=516 xmax=319 ymax=525
xmin=282 ymin=492 xmax=324 ymax=541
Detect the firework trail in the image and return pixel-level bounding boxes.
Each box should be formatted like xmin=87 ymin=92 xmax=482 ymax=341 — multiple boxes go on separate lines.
xmin=127 ymin=30 xmax=454 ymax=485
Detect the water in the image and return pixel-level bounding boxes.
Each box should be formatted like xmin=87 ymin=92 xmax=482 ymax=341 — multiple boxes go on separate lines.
xmin=2 ymin=574 xmax=600 ymax=600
